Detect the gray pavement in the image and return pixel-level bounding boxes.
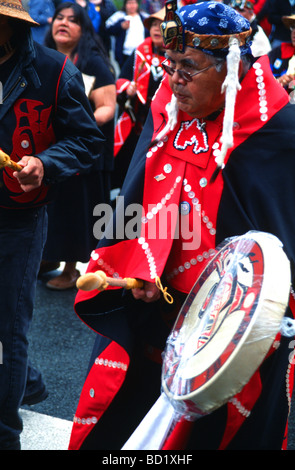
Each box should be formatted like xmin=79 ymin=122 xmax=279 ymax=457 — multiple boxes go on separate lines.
xmin=20 ymin=264 xmax=295 ymax=450
xmin=20 ymin=409 xmax=72 ymax=450
xmin=24 ymin=263 xmax=96 ymax=420
xmin=21 ymin=263 xmax=96 ymax=450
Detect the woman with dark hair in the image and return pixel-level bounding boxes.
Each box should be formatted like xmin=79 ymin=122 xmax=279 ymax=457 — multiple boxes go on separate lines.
xmin=40 ymin=2 xmax=116 ymax=290
xmin=59 ymin=0 xmax=117 ymax=54
xmin=45 ymin=1 xmax=111 ymax=69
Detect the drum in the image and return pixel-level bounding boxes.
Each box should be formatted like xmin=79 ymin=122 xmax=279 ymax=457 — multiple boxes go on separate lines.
xmin=161 ymin=231 xmax=291 ymax=418
xmin=123 ymin=231 xmax=291 ymax=450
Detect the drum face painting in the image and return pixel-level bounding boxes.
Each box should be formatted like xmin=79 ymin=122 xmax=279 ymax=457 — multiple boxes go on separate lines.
xmin=162 ymin=231 xmax=291 ymax=418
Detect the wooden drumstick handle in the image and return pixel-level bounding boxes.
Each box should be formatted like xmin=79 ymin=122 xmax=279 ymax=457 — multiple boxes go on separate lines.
xmin=0 ymin=149 xmax=22 ymax=172
xmin=76 ymin=270 xmax=144 ymax=292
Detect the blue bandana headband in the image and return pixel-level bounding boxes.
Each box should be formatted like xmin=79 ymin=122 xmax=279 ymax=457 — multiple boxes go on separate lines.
xmin=160 ymin=0 xmax=252 ymax=57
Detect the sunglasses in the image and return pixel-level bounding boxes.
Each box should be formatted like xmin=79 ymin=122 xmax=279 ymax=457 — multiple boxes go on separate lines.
xmin=161 ymin=59 xmax=214 ymax=82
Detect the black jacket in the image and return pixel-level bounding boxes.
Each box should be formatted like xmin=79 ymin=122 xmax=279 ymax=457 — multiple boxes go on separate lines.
xmin=0 ymin=31 xmax=104 ymax=209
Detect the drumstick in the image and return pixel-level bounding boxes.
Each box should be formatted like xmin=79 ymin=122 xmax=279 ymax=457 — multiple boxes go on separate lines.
xmin=0 ymin=149 xmax=22 ymax=172
xmin=76 ymin=270 xmax=174 ymax=304
xmin=76 ymin=270 xmax=144 ymax=292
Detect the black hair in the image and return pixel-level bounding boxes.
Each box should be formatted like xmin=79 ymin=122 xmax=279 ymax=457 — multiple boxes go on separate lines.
xmin=44 ymin=1 xmax=112 ymax=72
xmin=122 ymin=0 xmax=140 ymax=12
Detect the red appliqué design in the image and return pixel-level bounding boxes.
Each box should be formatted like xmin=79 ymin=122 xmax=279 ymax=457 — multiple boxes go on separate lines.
xmin=3 ymin=98 xmax=56 ymax=204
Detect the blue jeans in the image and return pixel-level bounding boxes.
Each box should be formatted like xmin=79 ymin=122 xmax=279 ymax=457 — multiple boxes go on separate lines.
xmin=0 ymin=206 xmax=48 ymax=449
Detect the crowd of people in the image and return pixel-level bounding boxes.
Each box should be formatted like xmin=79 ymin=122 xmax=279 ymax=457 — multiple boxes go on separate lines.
xmin=1 ymin=0 xmax=295 ymax=452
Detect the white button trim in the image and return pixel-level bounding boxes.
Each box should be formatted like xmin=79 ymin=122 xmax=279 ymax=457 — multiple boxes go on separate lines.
xmin=253 ymin=62 xmax=269 ymax=122
xmin=73 ymin=416 xmax=98 ymax=425
xmin=229 ymin=397 xmax=251 ymax=418
xmin=94 ymin=357 xmax=128 ymax=371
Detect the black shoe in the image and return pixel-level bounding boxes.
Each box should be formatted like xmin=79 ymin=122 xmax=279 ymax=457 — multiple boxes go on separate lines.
xmin=21 ymin=386 xmax=48 ymax=406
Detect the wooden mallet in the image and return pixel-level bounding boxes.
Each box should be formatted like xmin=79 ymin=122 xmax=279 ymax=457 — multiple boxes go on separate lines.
xmin=76 ymin=270 xmax=144 ymax=292
xmin=0 ymin=149 xmax=22 ymax=172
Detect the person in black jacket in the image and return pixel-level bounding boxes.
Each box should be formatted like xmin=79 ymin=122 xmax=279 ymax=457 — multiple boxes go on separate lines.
xmin=0 ymin=0 xmax=103 ymax=450
xmin=105 ymin=0 xmax=149 ymax=68
xmin=268 ymin=0 xmax=295 ymax=47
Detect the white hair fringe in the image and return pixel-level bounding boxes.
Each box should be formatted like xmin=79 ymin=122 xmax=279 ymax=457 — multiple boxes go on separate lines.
xmin=217 ymin=37 xmax=242 ymax=170
xmin=154 ymin=37 xmax=242 ymax=180
xmin=155 ymin=93 xmax=179 ymax=142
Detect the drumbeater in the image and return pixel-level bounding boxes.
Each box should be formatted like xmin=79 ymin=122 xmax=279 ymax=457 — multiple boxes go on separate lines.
xmin=76 ymin=270 xmax=173 ymax=303
xmin=76 ymin=270 xmax=144 ymax=291
xmin=0 ymin=149 xmax=22 ymax=172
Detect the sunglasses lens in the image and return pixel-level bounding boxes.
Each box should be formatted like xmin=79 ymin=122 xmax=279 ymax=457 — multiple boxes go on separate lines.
xmin=180 ymin=71 xmax=192 ymax=82
xmin=162 ymin=62 xmax=192 ymax=82
xmin=162 ymin=62 xmax=172 ymax=74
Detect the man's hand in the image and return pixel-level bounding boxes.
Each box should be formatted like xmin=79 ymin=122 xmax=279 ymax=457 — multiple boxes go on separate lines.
xmin=121 ymin=19 xmax=130 ymax=30
xmin=126 ymin=81 xmax=137 ymax=97
xmin=131 ymin=280 xmax=161 ymax=303
xmin=277 ymin=73 xmax=294 ymax=87
xmin=13 ymin=156 xmax=44 ymax=192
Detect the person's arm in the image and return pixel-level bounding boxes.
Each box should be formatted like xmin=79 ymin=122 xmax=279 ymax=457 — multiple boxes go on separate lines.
xmin=37 ymin=59 xmax=105 ymax=185
xmin=105 ymin=11 xmax=126 ymax=36
xmin=90 ymin=83 xmax=116 ymax=127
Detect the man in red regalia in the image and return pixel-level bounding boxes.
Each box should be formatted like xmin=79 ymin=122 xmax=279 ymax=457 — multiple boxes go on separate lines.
xmin=69 ymin=0 xmax=295 ymax=450
xmin=112 ymin=7 xmax=166 ymax=190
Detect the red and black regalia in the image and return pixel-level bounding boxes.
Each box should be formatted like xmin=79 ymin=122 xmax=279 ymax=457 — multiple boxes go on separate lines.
xmin=111 ymin=36 xmax=165 ymax=190
xmin=268 ymin=41 xmax=295 ymax=78
xmin=69 ymin=54 xmax=295 ymax=450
